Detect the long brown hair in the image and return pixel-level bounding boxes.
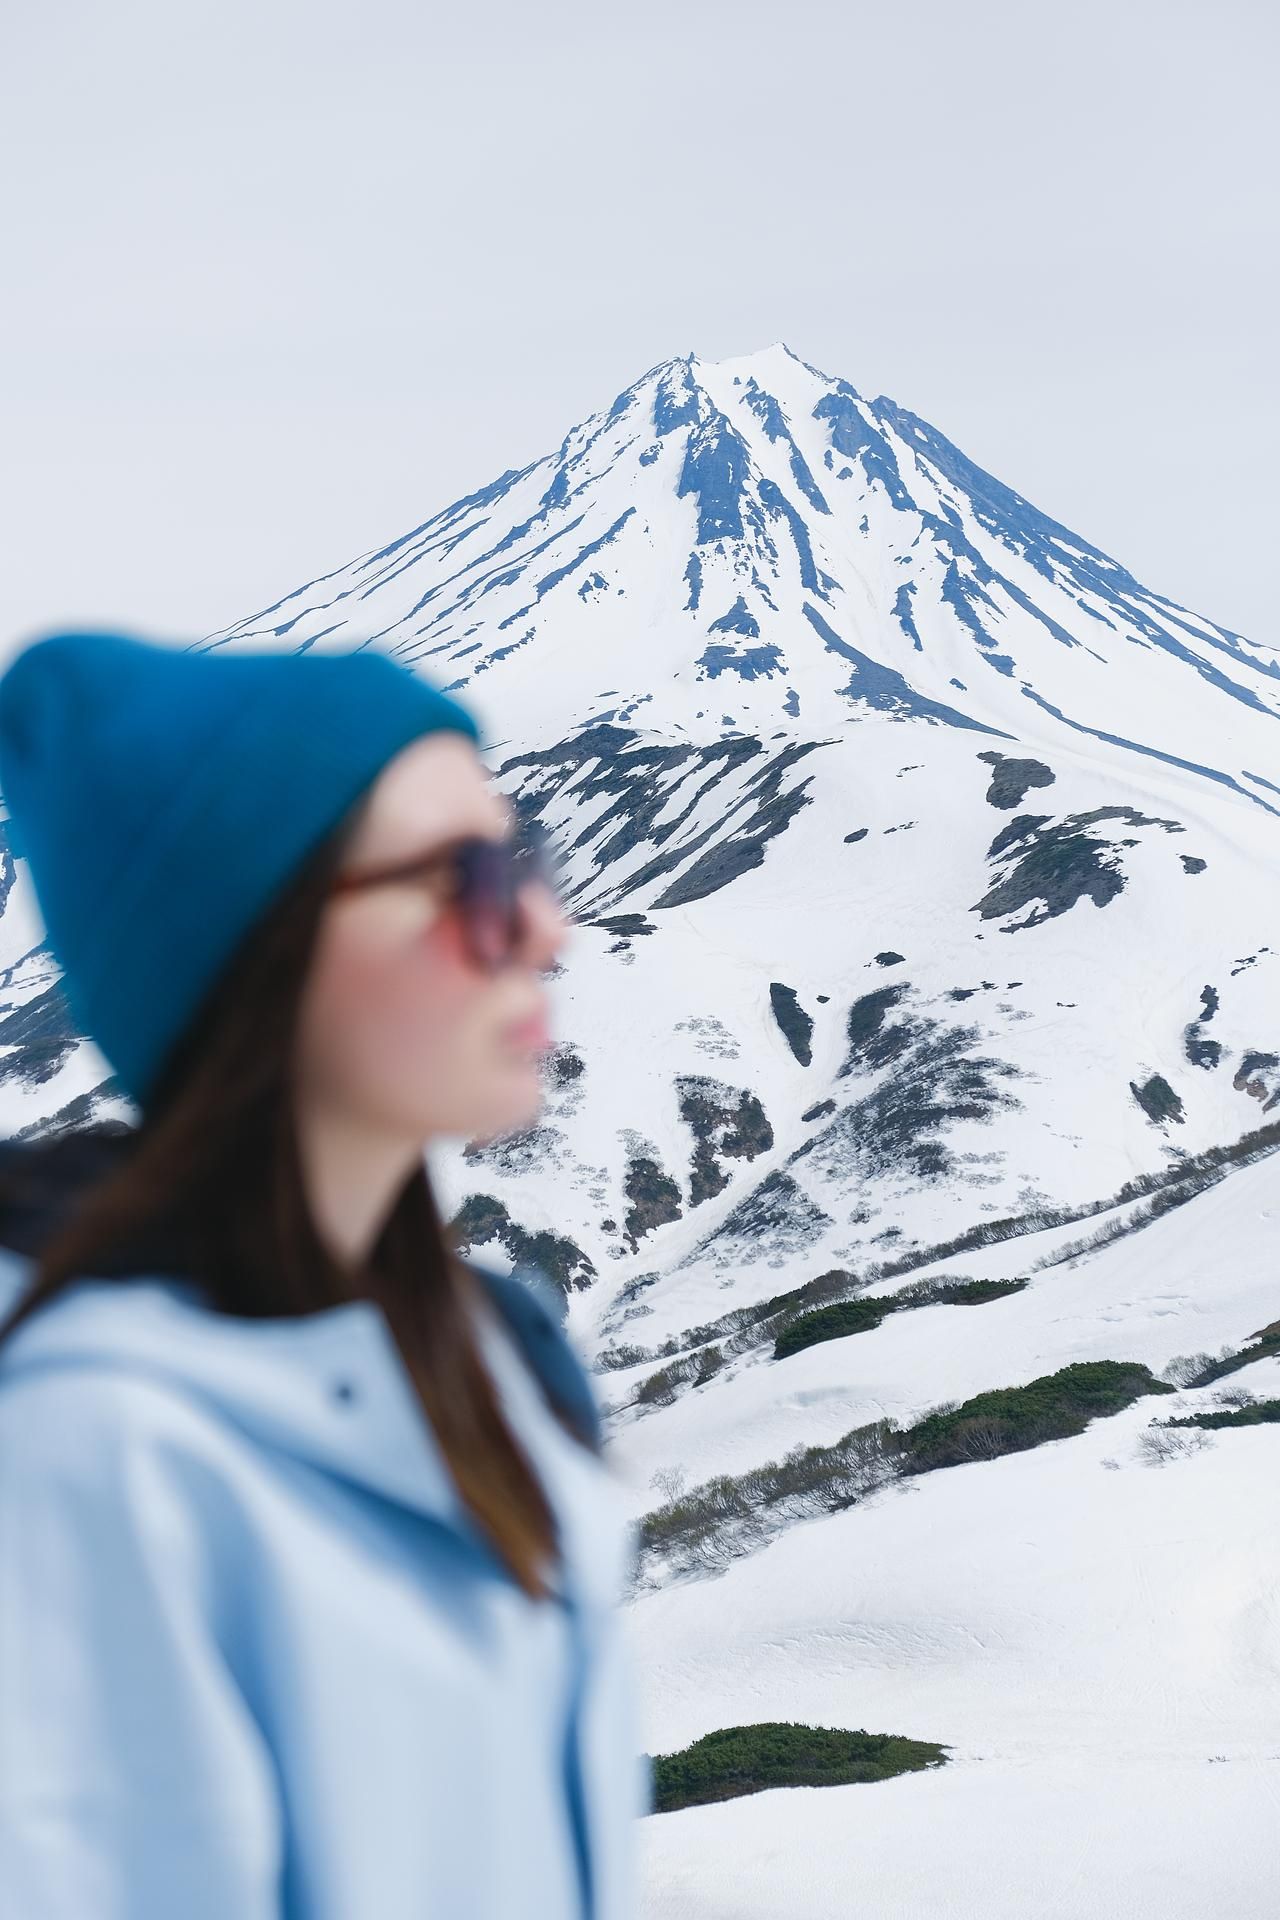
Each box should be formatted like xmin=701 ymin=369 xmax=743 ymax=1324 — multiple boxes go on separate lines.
xmin=0 ymin=808 xmax=571 ymax=1599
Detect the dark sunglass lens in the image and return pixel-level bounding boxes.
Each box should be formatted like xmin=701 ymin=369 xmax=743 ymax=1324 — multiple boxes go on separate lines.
xmin=447 ymin=840 xmax=501 ymax=968
xmin=451 ymin=823 xmax=566 ymax=969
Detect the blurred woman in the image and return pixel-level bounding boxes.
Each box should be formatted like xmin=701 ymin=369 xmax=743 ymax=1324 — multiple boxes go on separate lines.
xmin=0 ymin=629 xmax=648 ymax=1919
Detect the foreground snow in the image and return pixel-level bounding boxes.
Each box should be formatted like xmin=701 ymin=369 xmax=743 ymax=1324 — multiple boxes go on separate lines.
xmin=634 ymin=1401 xmax=1280 ymax=1915
xmin=641 ymin=1747 xmax=1278 ymax=1920
xmin=618 ymin=1153 xmax=1280 ymax=1915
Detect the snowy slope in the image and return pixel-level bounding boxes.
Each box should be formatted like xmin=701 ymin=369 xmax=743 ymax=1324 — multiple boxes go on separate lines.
xmin=628 ymin=1151 xmax=1280 ymax=1919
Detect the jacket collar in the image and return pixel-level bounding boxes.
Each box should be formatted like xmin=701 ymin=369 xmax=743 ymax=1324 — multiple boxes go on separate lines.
xmin=0 ymin=1131 xmax=602 ymax=1555
xmin=0 ymin=1253 xmax=472 ymax=1524
xmin=0 ymin=1250 xmax=605 ymax=1589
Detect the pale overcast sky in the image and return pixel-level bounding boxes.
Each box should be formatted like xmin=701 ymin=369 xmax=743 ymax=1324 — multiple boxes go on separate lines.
xmin=1 ymin=0 xmax=1275 ymax=663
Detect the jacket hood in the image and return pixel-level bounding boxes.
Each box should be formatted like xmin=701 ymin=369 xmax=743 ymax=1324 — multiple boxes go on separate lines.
xmin=0 ymin=1246 xmax=475 ymax=1523
xmin=0 ymin=1131 xmax=601 ymax=1555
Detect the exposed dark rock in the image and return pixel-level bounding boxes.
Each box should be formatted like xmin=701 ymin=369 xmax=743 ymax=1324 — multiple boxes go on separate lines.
xmin=9 ymin=1081 xmax=130 ymax=1140
xmin=696 ymin=1168 xmax=833 ymax=1259
xmin=809 ymin=990 xmax=1021 ymax=1186
xmin=874 ymin=951 xmax=905 ymax=968
xmin=975 ymin=806 xmax=1182 ymax=930
xmin=838 ymin=985 xmax=915 ymax=1076
xmin=677 ymin=1075 xmax=774 ymax=1207
xmin=1184 ymin=985 xmax=1223 ymax=1069
xmin=844 ymin=828 xmax=869 ymax=844
xmin=447 ymin=1193 xmax=596 ymax=1298
xmin=0 ymin=982 xmax=83 ymax=1088
xmin=462 ymin=1124 xmax=567 ymax=1173
xmin=495 ymin=724 xmax=829 ymax=918
xmin=1233 ymin=1052 xmax=1280 ymax=1110
xmin=591 ymin=913 xmax=656 ymax=936
xmin=651 ymin=743 xmax=825 ymax=910
xmin=1072 ymin=806 xmax=1183 ymax=833
xmin=1179 ymin=855 xmax=1207 ymax=875
xmin=1185 ymin=1030 xmax=1224 ymax=1070
xmin=801 ymin=1098 xmax=836 ymax=1123
xmin=976 ymin=750 xmax=1056 ymax=810
xmin=610 ymin=1270 xmax=660 ymax=1312
xmin=769 ymin=982 xmax=814 ymax=1065
xmin=1230 ymin=949 xmax=1271 ymax=977
xmin=622 ymin=1152 xmax=684 ymax=1249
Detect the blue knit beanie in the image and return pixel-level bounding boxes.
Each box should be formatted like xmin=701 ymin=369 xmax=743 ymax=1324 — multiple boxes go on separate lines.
xmin=0 ymin=631 xmax=484 ymax=1107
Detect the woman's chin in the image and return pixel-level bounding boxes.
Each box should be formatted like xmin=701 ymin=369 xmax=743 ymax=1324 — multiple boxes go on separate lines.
xmin=459 ymin=1072 xmax=544 ymax=1145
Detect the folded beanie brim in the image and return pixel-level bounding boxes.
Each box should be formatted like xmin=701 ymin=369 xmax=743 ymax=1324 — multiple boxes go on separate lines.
xmin=0 ymin=633 xmax=484 ymax=1105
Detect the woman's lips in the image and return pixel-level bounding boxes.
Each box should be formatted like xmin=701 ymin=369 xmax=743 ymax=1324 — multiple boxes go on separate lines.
xmin=504 ymin=1011 xmax=552 ymax=1050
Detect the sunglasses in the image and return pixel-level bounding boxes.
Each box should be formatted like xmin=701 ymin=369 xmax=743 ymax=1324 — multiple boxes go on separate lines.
xmin=329 ymin=816 xmax=567 ymax=970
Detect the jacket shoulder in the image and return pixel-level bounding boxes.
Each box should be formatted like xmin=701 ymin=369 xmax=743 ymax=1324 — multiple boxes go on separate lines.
xmin=0 ymin=1360 xmax=239 ymax=1491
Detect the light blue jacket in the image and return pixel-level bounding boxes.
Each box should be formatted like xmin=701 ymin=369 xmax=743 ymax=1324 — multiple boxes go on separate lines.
xmin=0 ymin=1251 xmax=650 ymax=1919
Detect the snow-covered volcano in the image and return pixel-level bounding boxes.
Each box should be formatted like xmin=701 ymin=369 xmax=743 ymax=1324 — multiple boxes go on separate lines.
xmin=189 ymin=341 xmax=1280 ymax=1292
xmin=2 ymin=345 xmax=1278 ymax=1914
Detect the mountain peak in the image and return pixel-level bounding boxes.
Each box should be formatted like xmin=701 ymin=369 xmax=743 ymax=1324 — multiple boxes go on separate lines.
xmin=204 ymin=344 xmax=1277 ymax=820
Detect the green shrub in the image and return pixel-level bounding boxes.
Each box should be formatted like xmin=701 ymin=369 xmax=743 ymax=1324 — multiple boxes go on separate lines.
xmin=774 ymin=1297 xmax=887 ymax=1360
xmin=636 ymin=1420 xmax=899 ymax=1578
xmin=1186 ymin=1321 xmax=1280 ymax=1387
xmin=772 ymin=1275 xmax=1029 ymax=1362
xmin=936 ymin=1277 xmax=1028 ymax=1304
xmin=1164 ymin=1400 xmax=1280 ymax=1430
xmin=693 ymin=1343 xmax=725 ymax=1385
xmin=635 ymin=1357 xmax=1180 ymax=1586
xmin=593 ymin=1342 xmax=651 ymax=1374
xmin=1130 ymin=1073 xmax=1185 ymax=1125
xmin=892 ymin=1274 xmax=1028 ymax=1308
xmin=901 ymin=1360 xmax=1173 ymax=1471
xmin=633 ymin=1356 xmax=698 ymax=1407
xmin=651 ymin=1721 xmax=949 ymax=1812
xmin=634 ymin=1116 xmax=1280 ymax=1374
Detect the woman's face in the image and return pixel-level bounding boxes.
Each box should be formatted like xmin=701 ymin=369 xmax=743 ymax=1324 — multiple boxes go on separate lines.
xmin=293 ymin=732 xmax=572 ymax=1147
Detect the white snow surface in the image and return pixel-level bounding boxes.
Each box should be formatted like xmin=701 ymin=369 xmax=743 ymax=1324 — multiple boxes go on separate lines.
xmin=624 ymin=1153 xmax=1280 ymax=1916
